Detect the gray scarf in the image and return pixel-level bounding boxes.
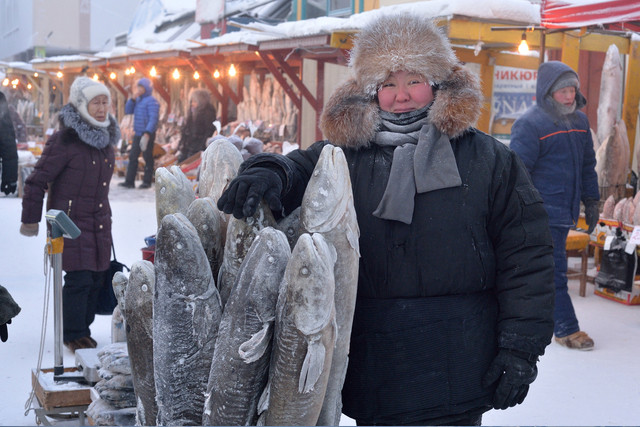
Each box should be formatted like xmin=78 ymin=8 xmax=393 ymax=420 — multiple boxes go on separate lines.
xmin=373 ymin=106 xmax=461 ymax=224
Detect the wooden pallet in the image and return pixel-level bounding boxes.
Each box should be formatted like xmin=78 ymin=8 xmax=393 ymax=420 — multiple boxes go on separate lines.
xmin=31 ymin=368 xmax=92 ymax=410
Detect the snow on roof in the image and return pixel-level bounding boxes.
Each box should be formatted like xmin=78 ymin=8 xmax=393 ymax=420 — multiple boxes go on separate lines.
xmin=30 ymin=0 xmax=542 ymax=65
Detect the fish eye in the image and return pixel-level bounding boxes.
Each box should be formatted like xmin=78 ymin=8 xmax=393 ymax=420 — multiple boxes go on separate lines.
xmin=142 ymin=284 xmax=148 ymax=292
xmin=300 ymin=266 xmax=310 ymax=276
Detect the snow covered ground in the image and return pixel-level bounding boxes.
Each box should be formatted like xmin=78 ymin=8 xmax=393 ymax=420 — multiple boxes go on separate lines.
xmin=1 ymin=174 xmax=639 ymax=426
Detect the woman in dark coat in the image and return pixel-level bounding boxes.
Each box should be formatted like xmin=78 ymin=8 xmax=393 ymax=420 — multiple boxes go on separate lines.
xmin=20 ymin=77 xmax=120 ymax=352
xmin=218 ymin=14 xmax=555 ymax=426
xmin=177 ymin=88 xmax=217 ymax=162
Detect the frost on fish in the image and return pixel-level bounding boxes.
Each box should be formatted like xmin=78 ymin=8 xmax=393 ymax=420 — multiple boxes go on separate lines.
xmin=263 ymin=233 xmax=337 ymax=426
xmin=198 ymin=138 xmax=243 ymax=201
xmin=153 ymin=213 xmax=223 ymax=426
xmin=123 ymin=260 xmax=157 ymax=426
xmin=155 ymin=166 xmax=196 ymax=229
xmin=275 ymin=206 xmax=302 ymax=250
xmin=186 ymin=197 xmax=225 ymax=282
xmin=217 ymin=201 xmax=277 ymax=307
xmin=596 ymin=119 xmax=630 ymax=200
xmin=597 ymin=44 xmax=623 ymax=146
xmin=301 ymin=144 xmax=360 ymax=426
xmin=203 ymin=227 xmax=290 ymax=426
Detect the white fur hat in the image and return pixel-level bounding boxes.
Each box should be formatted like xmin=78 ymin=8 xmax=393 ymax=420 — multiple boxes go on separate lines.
xmin=69 ymin=77 xmax=111 ymax=128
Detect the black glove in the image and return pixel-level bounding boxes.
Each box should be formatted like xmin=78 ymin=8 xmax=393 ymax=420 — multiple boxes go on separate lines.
xmin=0 ymin=319 xmax=11 ymax=342
xmin=584 ymin=199 xmax=599 ymax=234
xmin=1 ymin=181 xmax=16 ymax=195
xmin=217 ymin=167 xmax=284 ymax=219
xmin=482 ymin=349 xmax=538 ymax=410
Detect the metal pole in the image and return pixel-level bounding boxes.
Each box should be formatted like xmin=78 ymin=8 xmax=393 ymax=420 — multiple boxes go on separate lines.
xmin=51 ymin=249 xmax=64 ymax=376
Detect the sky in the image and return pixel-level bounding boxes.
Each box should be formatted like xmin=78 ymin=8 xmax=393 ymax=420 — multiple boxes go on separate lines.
xmin=0 ymin=173 xmax=639 ymax=426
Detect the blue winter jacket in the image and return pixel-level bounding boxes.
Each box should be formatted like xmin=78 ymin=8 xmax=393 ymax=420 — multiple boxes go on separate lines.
xmin=510 ymin=61 xmax=599 ymax=227
xmin=125 ymin=78 xmax=160 ymax=136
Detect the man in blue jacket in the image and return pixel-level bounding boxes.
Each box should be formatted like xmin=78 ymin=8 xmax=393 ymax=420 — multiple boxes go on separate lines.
xmin=120 ymin=77 xmax=159 ymax=189
xmin=511 ymin=61 xmax=599 ymax=351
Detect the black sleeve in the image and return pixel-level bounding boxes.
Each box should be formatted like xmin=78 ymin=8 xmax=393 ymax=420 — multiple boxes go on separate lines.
xmin=239 ymin=140 xmax=330 ymax=215
xmin=488 ymin=146 xmax=555 ymax=356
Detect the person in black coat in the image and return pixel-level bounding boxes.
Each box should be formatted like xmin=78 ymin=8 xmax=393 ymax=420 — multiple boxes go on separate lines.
xmin=218 ymin=13 xmax=555 ymax=426
xmin=0 ymin=91 xmax=18 ymax=196
xmin=177 ymin=88 xmax=217 ymax=163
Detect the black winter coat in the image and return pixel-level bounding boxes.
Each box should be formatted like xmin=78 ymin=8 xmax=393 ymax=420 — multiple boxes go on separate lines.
xmin=239 ymin=68 xmax=555 ymax=424
xmin=22 ymin=105 xmax=119 ymax=272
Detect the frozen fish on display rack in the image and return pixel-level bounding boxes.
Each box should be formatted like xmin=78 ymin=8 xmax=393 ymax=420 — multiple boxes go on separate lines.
xmin=203 ymin=227 xmax=291 ymax=426
xmin=154 ymin=166 xmax=195 ymax=228
xmin=153 ymin=213 xmax=223 ymax=426
xmin=122 ymin=260 xmax=157 ymax=426
xmin=300 ymin=144 xmax=360 ymax=426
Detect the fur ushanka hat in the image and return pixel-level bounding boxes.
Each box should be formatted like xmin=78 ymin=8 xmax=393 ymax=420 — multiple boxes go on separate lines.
xmin=320 ymin=13 xmax=483 ymax=146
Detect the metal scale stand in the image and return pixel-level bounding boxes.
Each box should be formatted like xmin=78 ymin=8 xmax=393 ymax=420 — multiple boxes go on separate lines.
xmin=31 ymin=210 xmax=92 ymax=426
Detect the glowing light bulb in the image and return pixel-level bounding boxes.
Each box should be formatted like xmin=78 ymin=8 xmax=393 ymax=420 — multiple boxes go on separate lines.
xmin=27 ymin=83 xmax=32 ymax=89
xmin=2 ymin=78 xmax=9 ymax=86
xmin=150 ymin=66 xmax=157 ymax=77
xmin=92 ymin=74 xmax=99 ymax=80
xmin=193 ymin=70 xmax=200 ymax=80
xmin=56 ymin=71 xmax=63 ymax=78
xmin=213 ymin=69 xmax=220 ymax=79
xmin=518 ymin=34 xmax=529 ymax=55
xmin=172 ymin=68 xmax=180 ymax=80
xmin=228 ymin=64 xmax=236 ymax=77
xmin=110 ymin=72 xmax=116 ymax=80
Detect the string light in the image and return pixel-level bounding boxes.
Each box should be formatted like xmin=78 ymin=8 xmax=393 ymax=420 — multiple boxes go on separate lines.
xmin=2 ymin=78 xmax=8 ymax=86
xmin=56 ymin=71 xmax=63 ymax=78
xmin=172 ymin=68 xmax=180 ymax=80
xmin=33 ymin=72 xmax=39 ymax=77
xmin=518 ymin=33 xmax=529 ymax=55
xmin=150 ymin=66 xmax=157 ymax=77
xmin=228 ymin=64 xmax=236 ymax=77
xmin=109 ymin=72 xmax=116 ymax=80
xmin=92 ymin=74 xmax=99 ymax=80
xmin=213 ymin=69 xmax=220 ymax=79
xmin=27 ymin=83 xmax=32 ymax=89
xmin=193 ymin=70 xmax=200 ymax=80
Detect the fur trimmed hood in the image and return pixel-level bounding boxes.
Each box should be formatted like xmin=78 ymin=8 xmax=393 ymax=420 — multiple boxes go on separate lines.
xmin=320 ymin=65 xmax=483 ymax=147
xmin=320 ymin=14 xmax=483 ymax=147
xmin=58 ymin=104 xmax=120 ymax=149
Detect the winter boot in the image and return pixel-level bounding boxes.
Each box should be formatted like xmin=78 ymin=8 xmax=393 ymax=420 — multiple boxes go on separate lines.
xmin=555 ymin=331 xmax=594 ymax=350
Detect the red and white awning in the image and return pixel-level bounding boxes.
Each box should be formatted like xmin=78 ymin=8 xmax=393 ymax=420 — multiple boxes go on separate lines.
xmin=541 ymin=0 xmax=640 ymax=30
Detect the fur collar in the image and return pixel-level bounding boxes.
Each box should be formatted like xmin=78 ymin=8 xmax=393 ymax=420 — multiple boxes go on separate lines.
xmin=58 ymin=104 xmax=120 ymax=149
xmin=319 ymin=65 xmax=483 ymax=148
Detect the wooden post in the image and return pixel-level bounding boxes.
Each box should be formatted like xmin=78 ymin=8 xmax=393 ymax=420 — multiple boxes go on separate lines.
xmin=622 ymin=38 xmax=640 ymax=166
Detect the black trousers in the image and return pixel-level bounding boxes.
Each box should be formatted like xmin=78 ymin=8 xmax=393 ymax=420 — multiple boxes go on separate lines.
xmin=356 ymin=413 xmax=483 ymax=426
xmin=62 ymin=270 xmax=107 ymax=342
xmin=124 ymin=133 xmax=155 ymax=185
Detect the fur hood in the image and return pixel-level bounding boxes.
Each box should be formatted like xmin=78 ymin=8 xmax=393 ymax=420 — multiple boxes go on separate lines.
xmin=58 ymin=104 xmax=120 ymax=149
xmin=320 ymin=14 xmax=483 ymax=147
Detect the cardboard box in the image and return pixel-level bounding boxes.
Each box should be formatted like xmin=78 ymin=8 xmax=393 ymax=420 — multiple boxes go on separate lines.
xmin=595 ymin=282 xmax=640 ymax=305
xmin=31 ymin=368 xmax=92 ymax=410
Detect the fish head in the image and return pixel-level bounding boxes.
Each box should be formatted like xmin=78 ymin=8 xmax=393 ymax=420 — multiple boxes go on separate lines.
xmin=287 ymin=233 xmax=337 ymax=336
xmin=186 ymin=197 xmax=221 ymax=240
xmin=129 ymin=260 xmax=155 ymax=295
xmin=156 ymin=213 xmax=208 ymax=290
xmin=200 ymin=139 xmax=243 ymax=201
xmin=301 ymin=145 xmax=352 ymax=233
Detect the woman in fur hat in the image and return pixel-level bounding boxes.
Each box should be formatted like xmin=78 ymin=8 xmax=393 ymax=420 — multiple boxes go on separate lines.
xmin=177 ymin=88 xmax=217 ymax=163
xmin=20 ymin=77 xmax=120 ymax=352
xmin=218 ymin=14 xmax=555 ymax=425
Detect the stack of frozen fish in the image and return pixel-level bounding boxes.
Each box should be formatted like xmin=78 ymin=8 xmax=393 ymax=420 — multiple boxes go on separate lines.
xmin=113 ymin=138 xmax=360 ymax=426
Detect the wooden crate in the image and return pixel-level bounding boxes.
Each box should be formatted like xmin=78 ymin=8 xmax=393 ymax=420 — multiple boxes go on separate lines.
xmin=31 ymin=368 xmax=92 ymax=410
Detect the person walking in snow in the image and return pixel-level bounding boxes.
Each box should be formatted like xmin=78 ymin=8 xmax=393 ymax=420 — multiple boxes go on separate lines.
xmin=0 ymin=91 xmax=18 ymax=196
xmin=176 ymin=88 xmax=217 ymax=163
xmin=119 ymin=77 xmax=159 ymax=189
xmin=510 ymin=61 xmax=599 ymax=351
xmin=20 ymin=77 xmax=120 ymax=352
xmin=217 ymin=13 xmax=555 ymax=425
